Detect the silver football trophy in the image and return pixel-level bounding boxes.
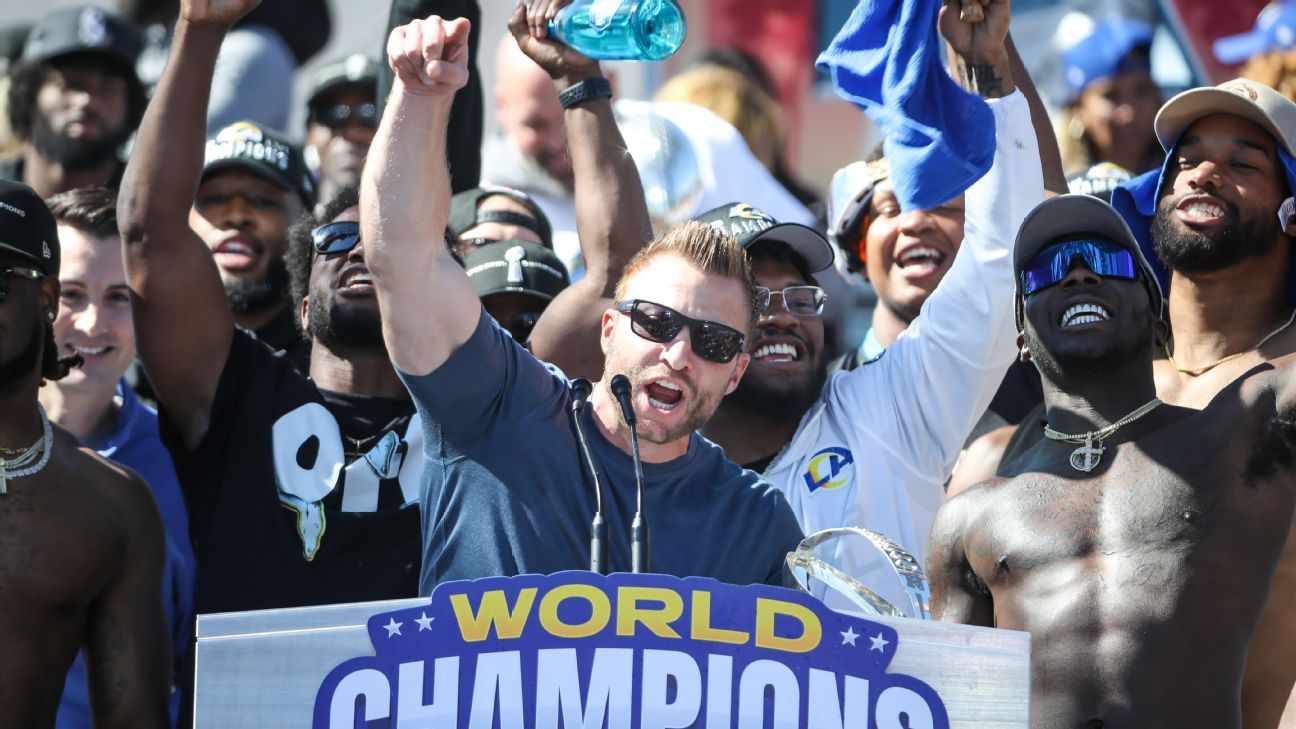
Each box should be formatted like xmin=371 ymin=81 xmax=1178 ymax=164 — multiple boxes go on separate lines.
xmin=787 ymin=526 xmax=933 ymax=620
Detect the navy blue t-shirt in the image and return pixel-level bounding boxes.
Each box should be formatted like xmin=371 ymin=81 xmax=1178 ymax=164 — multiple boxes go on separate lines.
xmin=400 ymin=312 xmax=804 ymax=592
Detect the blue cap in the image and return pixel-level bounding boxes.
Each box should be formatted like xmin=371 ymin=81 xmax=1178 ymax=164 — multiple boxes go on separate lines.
xmin=1215 ymin=2 xmax=1296 ymax=64
xmin=1063 ymin=18 xmax=1155 ymax=101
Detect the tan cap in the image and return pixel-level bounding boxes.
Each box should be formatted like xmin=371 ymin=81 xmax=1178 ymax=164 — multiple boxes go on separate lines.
xmin=1155 ymin=78 xmax=1296 ymax=157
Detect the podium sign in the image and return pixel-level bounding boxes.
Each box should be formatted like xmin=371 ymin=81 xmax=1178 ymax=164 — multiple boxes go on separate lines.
xmin=194 ymin=572 xmax=1029 ymax=727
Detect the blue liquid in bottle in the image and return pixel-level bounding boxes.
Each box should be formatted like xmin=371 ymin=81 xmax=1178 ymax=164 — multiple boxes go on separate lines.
xmin=547 ymin=0 xmax=687 ymax=61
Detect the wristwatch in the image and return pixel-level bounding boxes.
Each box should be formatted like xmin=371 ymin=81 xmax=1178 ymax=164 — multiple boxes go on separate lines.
xmin=559 ymin=77 xmax=613 ymax=110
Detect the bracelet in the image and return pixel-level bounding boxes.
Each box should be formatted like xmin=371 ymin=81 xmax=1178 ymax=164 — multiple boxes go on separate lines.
xmin=559 ymin=77 xmax=612 ymax=110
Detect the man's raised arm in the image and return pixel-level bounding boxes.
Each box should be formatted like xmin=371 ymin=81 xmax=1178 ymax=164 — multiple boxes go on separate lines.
xmin=510 ymin=3 xmax=653 ymax=379
xmin=117 ymin=0 xmax=259 ymax=450
xmin=364 ymin=15 xmax=480 ymax=377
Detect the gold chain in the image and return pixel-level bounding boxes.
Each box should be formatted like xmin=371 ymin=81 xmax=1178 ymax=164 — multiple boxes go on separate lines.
xmin=1166 ymin=309 xmax=1296 ymax=376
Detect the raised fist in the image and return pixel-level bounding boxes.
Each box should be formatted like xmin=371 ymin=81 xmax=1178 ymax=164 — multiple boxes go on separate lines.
xmin=181 ymin=0 xmax=262 ymax=28
xmin=939 ymin=0 xmax=1010 ymax=62
xmin=386 ymin=15 xmax=471 ymax=97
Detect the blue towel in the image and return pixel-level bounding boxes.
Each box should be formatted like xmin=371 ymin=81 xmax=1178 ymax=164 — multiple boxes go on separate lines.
xmin=1111 ymin=140 xmax=1296 ymax=305
xmin=816 ymin=0 xmax=995 ymax=211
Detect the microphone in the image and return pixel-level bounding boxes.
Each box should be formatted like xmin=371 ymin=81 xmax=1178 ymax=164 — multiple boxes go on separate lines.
xmin=610 ymin=375 xmax=649 ymax=573
xmin=570 ymin=377 xmax=608 ymax=574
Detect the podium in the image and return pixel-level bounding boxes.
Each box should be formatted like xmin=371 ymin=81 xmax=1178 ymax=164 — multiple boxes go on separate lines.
xmin=193 ymin=573 xmax=1029 ymax=728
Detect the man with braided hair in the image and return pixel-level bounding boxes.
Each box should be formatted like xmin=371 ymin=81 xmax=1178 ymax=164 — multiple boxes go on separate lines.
xmin=0 ymin=179 xmax=169 ymax=727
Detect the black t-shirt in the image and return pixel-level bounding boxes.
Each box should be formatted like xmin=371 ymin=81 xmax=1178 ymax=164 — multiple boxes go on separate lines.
xmin=160 ymin=328 xmax=421 ymax=614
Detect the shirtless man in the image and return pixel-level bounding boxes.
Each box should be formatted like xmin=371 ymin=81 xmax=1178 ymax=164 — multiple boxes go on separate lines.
xmin=927 ymin=193 xmax=1296 ymax=728
xmin=0 ymin=180 xmax=168 ymax=727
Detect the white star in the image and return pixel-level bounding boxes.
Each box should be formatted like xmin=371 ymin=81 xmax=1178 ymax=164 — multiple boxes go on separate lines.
xmin=415 ymin=612 xmax=435 ymax=631
xmin=840 ymin=626 xmax=860 ymax=646
xmin=869 ymin=632 xmax=890 ymax=652
xmin=383 ymin=618 xmax=403 ymax=637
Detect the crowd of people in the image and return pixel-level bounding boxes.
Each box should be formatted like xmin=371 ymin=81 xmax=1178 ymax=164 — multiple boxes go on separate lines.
xmin=2 ymin=0 xmax=1296 ymax=727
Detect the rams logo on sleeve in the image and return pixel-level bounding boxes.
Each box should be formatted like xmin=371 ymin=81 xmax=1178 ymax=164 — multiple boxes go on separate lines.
xmin=803 ymin=446 xmax=854 ymax=493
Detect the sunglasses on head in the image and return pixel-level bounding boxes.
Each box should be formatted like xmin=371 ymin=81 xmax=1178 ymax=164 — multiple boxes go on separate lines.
xmin=0 ymin=266 xmax=46 ymax=302
xmin=614 ymin=299 xmax=747 ymax=364
xmin=311 ymin=220 xmax=361 ymax=256
xmin=758 ymin=285 xmax=825 ymax=317
xmin=313 ymin=102 xmax=378 ymax=130
xmin=1020 ymin=239 xmax=1138 ymax=296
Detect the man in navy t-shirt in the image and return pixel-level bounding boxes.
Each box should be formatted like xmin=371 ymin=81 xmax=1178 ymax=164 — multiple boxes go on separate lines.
xmin=366 ymin=10 xmax=804 ymax=590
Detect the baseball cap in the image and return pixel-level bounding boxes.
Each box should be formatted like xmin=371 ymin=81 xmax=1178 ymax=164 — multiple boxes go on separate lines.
xmin=1013 ymin=194 xmax=1163 ymax=329
xmin=826 ymin=159 xmax=891 ymax=272
xmin=1215 ymin=2 xmax=1296 ymax=65
xmin=1062 ymin=18 xmax=1154 ymax=102
xmin=464 ymin=241 xmax=570 ymax=301
xmin=0 ymin=180 xmax=60 ymax=278
xmin=203 ymin=121 xmax=318 ymax=208
xmin=307 ymin=53 xmax=379 ymax=109
xmin=1066 ymin=162 xmax=1134 ymax=203
xmin=449 ymin=185 xmax=553 ymax=249
xmin=21 ymin=6 xmax=142 ymax=78
xmin=695 ymin=202 xmax=834 ymax=273
xmin=1155 ymin=78 xmax=1296 ymax=158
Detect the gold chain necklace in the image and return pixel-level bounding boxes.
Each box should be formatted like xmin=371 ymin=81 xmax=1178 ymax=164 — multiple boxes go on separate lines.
xmin=1043 ymin=397 xmax=1163 ymax=473
xmin=1166 ymin=309 xmax=1296 ymax=376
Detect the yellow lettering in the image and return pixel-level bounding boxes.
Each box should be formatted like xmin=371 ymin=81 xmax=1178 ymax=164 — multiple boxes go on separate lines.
xmin=538 ymin=584 xmax=611 ymax=639
xmin=616 ymin=587 xmax=683 ymax=638
xmin=450 ymin=588 xmax=537 ymax=642
xmin=754 ymin=598 xmax=821 ymax=653
xmin=690 ymin=590 xmax=750 ymax=645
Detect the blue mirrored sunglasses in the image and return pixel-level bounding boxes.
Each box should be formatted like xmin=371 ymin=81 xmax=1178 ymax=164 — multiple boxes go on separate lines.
xmin=311 ymin=220 xmax=361 ymax=256
xmin=1020 ymin=239 xmax=1138 ymax=296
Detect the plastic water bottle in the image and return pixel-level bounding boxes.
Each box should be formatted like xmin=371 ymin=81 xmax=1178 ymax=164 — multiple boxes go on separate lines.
xmin=547 ymin=0 xmax=687 ymax=61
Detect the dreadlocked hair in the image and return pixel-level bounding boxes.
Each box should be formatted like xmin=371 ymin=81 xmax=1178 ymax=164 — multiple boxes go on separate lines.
xmin=41 ymin=322 xmax=81 ymax=383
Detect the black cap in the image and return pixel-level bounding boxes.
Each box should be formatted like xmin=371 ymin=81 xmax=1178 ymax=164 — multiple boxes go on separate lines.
xmin=0 ymin=180 xmax=59 ymax=277
xmin=1066 ymin=162 xmax=1133 ymax=204
xmin=307 ymin=53 xmax=380 ymax=109
xmin=21 ymin=6 xmax=141 ymax=78
xmin=464 ymin=241 xmax=569 ymax=301
xmin=203 ymin=121 xmax=318 ymax=208
xmin=449 ymin=185 xmax=553 ymax=249
xmin=1013 ymin=194 xmax=1162 ymax=329
xmin=695 ymin=202 xmax=834 ymax=273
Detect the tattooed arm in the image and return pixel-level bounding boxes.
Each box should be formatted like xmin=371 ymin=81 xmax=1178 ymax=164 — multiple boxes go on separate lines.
xmin=85 ymin=463 xmax=171 ymax=729
xmin=940 ymin=0 xmax=1014 ymax=99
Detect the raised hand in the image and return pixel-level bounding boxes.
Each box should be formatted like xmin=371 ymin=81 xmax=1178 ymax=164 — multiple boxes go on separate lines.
xmin=386 ymin=15 xmax=471 ymax=98
xmin=508 ymin=1 xmax=599 ymax=81
xmin=181 ymin=0 xmax=262 ymax=28
xmin=939 ymin=0 xmax=1010 ymax=62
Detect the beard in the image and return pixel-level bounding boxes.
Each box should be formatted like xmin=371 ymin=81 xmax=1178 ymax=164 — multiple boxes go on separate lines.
xmin=1151 ymin=192 xmax=1283 ymax=272
xmin=609 ymin=361 xmax=722 ymax=445
xmin=0 ymin=320 xmax=44 ymax=396
xmin=31 ymin=112 xmax=129 ymax=170
xmin=225 ymin=257 xmax=290 ymax=313
xmin=724 ymin=356 xmax=827 ymax=422
xmin=307 ymin=295 xmax=385 ymax=350
xmin=1024 ymin=310 xmax=1154 ymax=381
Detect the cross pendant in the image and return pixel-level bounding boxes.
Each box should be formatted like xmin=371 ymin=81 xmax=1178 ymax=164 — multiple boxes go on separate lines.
xmin=1069 ymin=435 xmax=1105 ymax=473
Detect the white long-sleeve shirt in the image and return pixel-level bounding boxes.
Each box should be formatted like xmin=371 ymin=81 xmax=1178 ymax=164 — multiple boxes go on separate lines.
xmin=764 ymin=91 xmax=1043 ymax=573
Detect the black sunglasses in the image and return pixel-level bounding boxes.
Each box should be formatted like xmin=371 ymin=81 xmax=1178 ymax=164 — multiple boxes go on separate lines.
xmin=504 ymin=311 xmax=542 ymax=343
xmin=0 ymin=266 xmax=46 ymax=301
xmin=614 ymin=299 xmax=746 ymax=364
xmin=313 ymin=102 xmax=378 ymax=130
xmin=311 ymin=221 xmax=361 ymax=256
